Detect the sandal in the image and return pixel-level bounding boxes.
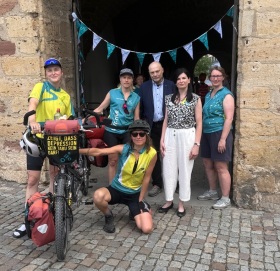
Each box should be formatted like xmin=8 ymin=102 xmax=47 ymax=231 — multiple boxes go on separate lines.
xmin=13 ymin=224 xmax=27 ymax=238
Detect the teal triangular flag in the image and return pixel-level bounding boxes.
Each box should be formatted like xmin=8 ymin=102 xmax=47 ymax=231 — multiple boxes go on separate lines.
xmin=168 ymin=49 xmax=177 ymax=63
xmin=136 ymin=53 xmax=145 ymax=66
xmin=198 ymin=33 xmax=209 ymax=50
xmin=76 ymin=20 xmax=88 ymax=41
xmin=227 ymin=7 xmax=234 ymax=18
xmin=107 ymin=43 xmax=115 ymax=59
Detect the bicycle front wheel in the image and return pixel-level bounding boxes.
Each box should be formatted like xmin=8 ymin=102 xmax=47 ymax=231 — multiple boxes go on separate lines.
xmin=55 ymin=177 xmax=71 ymax=261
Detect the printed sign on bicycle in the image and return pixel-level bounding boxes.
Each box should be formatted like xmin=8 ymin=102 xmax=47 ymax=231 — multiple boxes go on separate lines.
xmin=44 ymin=134 xmax=79 ymax=165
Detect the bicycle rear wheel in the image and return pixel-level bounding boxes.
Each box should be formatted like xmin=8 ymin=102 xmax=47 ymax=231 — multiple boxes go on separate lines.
xmin=55 ymin=177 xmax=71 ymax=261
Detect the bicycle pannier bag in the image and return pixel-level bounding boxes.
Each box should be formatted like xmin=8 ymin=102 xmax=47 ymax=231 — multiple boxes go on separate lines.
xmin=85 ymin=116 xmax=105 ymax=139
xmin=44 ymin=120 xmax=80 ymax=135
xmin=88 ymin=138 xmax=108 ymax=167
xmin=25 ymin=192 xmax=55 ymax=247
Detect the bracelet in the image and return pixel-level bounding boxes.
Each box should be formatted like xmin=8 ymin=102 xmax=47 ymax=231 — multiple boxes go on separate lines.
xmin=86 ymin=148 xmax=90 ymax=156
xmin=194 ymin=142 xmax=200 ymax=146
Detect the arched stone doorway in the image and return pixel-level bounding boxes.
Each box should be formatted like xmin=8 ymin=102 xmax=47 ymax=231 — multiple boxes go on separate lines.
xmin=73 ymin=0 xmax=236 ymax=203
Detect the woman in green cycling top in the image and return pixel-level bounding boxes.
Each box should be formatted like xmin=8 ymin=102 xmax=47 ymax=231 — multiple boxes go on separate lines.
xmin=80 ymin=120 xmax=156 ymax=234
xmin=13 ymin=58 xmax=75 ymax=238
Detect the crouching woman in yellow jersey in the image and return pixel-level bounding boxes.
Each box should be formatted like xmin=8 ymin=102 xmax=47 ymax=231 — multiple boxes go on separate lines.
xmin=80 ymin=120 xmax=157 ymax=234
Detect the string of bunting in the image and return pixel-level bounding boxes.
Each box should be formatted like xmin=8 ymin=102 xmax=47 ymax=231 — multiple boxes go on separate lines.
xmin=72 ymin=5 xmax=233 ymax=65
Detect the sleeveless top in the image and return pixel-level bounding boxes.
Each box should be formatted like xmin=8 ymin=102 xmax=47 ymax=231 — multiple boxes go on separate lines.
xmin=202 ymin=87 xmax=234 ymax=133
xmin=105 ymin=88 xmax=140 ymax=134
xmin=165 ymin=93 xmax=200 ymax=129
xmin=111 ymin=144 xmax=157 ymax=194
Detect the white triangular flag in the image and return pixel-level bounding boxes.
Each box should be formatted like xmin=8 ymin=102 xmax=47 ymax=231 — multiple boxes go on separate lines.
xmin=121 ymin=49 xmax=130 ymax=64
xmin=214 ymin=20 xmax=223 ymax=39
xmin=72 ymin=12 xmax=78 ymax=22
xmin=92 ymin=34 xmax=101 ymax=50
xmin=183 ymin=43 xmax=193 ymax=59
xmin=152 ymin=53 xmax=161 ymax=62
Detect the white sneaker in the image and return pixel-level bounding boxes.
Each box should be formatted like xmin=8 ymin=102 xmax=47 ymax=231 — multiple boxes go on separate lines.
xmin=197 ymin=190 xmax=219 ymax=201
xmin=212 ymin=198 xmax=231 ymax=209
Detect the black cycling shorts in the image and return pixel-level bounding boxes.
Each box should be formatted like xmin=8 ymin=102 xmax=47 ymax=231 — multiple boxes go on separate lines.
xmin=103 ymin=130 xmax=130 ymax=147
xmin=107 ymin=186 xmax=150 ymax=218
xmin=27 ymin=155 xmax=55 ymax=171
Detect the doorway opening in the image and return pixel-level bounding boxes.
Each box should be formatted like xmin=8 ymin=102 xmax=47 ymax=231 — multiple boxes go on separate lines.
xmin=73 ymin=0 xmax=237 ymax=203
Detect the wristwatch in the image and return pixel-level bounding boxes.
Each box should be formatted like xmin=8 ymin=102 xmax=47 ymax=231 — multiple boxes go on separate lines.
xmin=194 ymin=142 xmax=200 ymax=146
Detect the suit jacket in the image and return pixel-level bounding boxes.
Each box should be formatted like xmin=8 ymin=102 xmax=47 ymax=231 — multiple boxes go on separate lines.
xmin=139 ymin=79 xmax=176 ymax=129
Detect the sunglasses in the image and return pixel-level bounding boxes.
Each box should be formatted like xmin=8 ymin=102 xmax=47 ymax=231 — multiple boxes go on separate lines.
xmin=123 ymin=101 xmax=129 ymax=114
xmin=131 ymin=132 xmax=146 ymax=138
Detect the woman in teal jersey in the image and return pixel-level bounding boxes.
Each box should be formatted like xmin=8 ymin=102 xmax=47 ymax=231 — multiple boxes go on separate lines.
xmin=94 ymin=68 xmax=140 ymax=182
xmin=197 ymin=66 xmax=235 ymax=210
xmin=80 ymin=120 xmax=156 ymax=234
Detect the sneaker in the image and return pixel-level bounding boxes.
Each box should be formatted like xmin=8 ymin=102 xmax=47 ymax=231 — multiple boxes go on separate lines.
xmin=197 ymin=190 xmax=219 ymax=201
xmin=103 ymin=211 xmax=115 ymax=233
xmin=148 ymin=185 xmax=162 ymax=197
xmin=212 ymin=198 xmax=231 ymax=210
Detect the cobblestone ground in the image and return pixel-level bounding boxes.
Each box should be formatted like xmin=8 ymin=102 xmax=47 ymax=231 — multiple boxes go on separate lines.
xmin=1 ymin=176 xmax=280 ymax=271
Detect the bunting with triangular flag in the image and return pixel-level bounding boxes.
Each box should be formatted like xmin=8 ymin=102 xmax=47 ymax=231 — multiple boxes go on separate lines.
xmin=168 ymin=49 xmax=177 ymax=63
xmin=121 ymin=49 xmax=130 ymax=64
xmin=136 ymin=53 xmax=145 ymax=66
xmin=214 ymin=20 xmax=223 ymax=39
xmin=107 ymin=43 xmax=115 ymax=59
xmin=71 ymin=5 xmax=233 ymax=65
xmin=152 ymin=53 xmax=161 ymax=62
xmin=183 ymin=43 xmax=193 ymax=59
xmin=92 ymin=34 xmax=101 ymax=50
xmin=198 ymin=33 xmax=209 ymax=50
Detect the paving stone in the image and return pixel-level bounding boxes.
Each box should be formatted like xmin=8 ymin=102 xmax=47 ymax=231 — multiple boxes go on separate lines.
xmin=0 ymin=179 xmax=280 ymax=271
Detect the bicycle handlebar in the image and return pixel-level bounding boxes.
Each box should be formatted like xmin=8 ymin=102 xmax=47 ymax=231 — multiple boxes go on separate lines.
xmin=23 ymin=110 xmax=36 ymax=126
xmin=82 ymin=109 xmax=112 ymax=129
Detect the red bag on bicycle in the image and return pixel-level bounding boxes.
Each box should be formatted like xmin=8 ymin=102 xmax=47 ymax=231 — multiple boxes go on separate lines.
xmin=25 ymin=192 xmax=55 ymax=247
xmin=87 ymin=138 xmax=108 ymax=167
xmin=85 ymin=115 xmax=105 ymax=139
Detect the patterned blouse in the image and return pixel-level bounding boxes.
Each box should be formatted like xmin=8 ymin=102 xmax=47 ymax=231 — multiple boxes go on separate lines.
xmin=165 ymin=93 xmax=200 ymax=129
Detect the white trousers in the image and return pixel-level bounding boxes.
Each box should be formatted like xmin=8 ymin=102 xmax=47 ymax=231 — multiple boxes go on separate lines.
xmin=162 ymin=127 xmax=195 ymax=202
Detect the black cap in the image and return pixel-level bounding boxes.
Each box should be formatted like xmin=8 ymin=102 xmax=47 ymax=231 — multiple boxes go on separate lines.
xmin=119 ymin=68 xmax=134 ymax=77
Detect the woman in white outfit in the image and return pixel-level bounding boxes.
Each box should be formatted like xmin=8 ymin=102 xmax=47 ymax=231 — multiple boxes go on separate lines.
xmin=159 ymin=68 xmax=202 ymax=217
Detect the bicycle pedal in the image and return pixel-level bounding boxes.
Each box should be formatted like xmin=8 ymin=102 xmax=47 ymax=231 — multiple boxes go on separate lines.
xmin=82 ymin=200 xmax=94 ymax=205
xmin=90 ymin=178 xmax=98 ymax=183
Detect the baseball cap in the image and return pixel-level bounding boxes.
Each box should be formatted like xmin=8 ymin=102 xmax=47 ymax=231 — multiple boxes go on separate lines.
xmin=44 ymin=58 xmax=62 ymax=69
xmin=119 ymin=68 xmax=134 ymax=77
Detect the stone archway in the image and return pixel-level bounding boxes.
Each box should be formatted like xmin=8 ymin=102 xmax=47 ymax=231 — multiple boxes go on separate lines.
xmin=74 ymin=0 xmax=236 ymax=203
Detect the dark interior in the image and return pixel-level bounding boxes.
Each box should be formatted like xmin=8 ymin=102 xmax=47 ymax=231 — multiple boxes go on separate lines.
xmin=75 ymin=0 xmax=235 ymax=103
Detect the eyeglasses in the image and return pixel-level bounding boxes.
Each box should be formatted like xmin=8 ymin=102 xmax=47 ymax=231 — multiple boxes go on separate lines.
xmin=210 ymin=75 xmax=223 ymax=79
xmin=123 ymin=101 xmax=129 ymax=114
xmin=131 ymin=132 xmax=146 ymax=138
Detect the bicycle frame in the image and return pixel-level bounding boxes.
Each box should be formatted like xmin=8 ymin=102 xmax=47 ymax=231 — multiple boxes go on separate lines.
xmin=22 ymin=110 xmax=110 ymax=261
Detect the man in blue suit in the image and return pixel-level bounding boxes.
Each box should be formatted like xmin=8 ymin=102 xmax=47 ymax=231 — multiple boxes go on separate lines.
xmin=139 ymin=62 xmax=176 ymax=197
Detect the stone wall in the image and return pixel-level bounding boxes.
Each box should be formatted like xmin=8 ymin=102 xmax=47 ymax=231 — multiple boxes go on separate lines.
xmin=233 ymin=0 xmax=280 ymax=210
xmin=1 ymin=0 xmax=280 ymax=211
xmin=0 ymin=0 xmax=74 ymax=183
